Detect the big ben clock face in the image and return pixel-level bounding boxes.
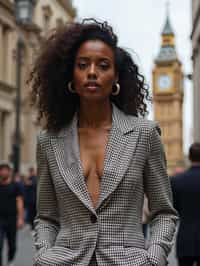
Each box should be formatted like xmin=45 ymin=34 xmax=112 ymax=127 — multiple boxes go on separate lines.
xmin=157 ymin=74 xmax=172 ymax=91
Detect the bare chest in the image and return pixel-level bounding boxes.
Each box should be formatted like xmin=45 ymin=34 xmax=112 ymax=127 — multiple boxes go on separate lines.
xmin=79 ymin=128 xmax=110 ymax=178
xmin=78 ymin=128 xmax=110 ymax=207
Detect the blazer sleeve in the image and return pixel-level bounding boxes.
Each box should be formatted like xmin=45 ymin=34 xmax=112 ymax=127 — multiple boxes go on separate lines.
xmin=33 ymin=132 xmax=60 ymax=262
xmin=144 ymin=124 xmax=178 ymax=266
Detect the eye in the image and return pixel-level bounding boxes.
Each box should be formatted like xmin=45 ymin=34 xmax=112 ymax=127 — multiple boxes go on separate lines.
xmin=99 ymin=62 xmax=110 ymax=70
xmin=77 ymin=61 xmax=88 ymax=70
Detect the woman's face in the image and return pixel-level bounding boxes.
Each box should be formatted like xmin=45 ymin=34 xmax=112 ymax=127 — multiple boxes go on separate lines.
xmin=73 ymin=40 xmax=118 ymax=101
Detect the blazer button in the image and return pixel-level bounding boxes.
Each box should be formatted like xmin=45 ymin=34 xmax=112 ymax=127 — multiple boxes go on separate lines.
xmin=90 ymin=214 xmax=97 ymax=223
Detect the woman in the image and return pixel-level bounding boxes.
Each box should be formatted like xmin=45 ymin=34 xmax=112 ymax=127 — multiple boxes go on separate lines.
xmin=28 ymin=19 xmax=178 ymax=266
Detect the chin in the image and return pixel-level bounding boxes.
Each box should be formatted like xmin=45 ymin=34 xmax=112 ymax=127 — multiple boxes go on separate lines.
xmin=81 ymin=93 xmax=107 ymax=100
xmin=85 ymin=96 xmax=110 ymax=102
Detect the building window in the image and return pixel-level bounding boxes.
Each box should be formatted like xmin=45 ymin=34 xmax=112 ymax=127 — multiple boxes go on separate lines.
xmin=42 ymin=5 xmax=52 ymax=33
xmin=56 ymin=18 xmax=64 ymax=28
xmin=0 ymin=112 xmax=6 ymax=160
xmin=2 ymin=25 xmax=9 ymax=81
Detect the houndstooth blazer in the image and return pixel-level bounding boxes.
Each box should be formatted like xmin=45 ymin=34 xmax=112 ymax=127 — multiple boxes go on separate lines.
xmin=33 ymin=104 xmax=178 ymax=266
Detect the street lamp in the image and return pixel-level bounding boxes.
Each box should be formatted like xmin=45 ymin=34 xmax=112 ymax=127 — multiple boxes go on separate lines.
xmin=15 ymin=0 xmax=36 ymax=25
xmin=13 ymin=0 xmax=36 ymax=174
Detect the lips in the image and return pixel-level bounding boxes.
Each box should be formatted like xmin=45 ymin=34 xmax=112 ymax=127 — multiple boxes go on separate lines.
xmin=84 ymin=82 xmax=100 ymax=91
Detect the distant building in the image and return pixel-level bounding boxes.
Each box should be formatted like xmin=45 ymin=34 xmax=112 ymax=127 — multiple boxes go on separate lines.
xmin=152 ymin=10 xmax=184 ymax=175
xmin=191 ymin=0 xmax=200 ymax=142
xmin=0 ymin=0 xmax=76 ymax=172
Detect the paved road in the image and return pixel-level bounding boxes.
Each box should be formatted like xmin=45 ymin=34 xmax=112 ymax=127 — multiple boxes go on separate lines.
xmin=168 ymin=247 xmax=178 ymax=266
xmin=2 ymin=225 xmax=178 ymax=266
xmin=2 ymin=225 xmax=34 ymax=266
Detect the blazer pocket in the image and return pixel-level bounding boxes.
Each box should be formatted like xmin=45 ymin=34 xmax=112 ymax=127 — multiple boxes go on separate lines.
xmin=55 ymin=237 xmax=71 ymax=249
xmin=33 ymin=245 xmax=49 ymax=266
xmin=125 ymin=247 xmax=152 ymax=266
xmin=36 ymin=246 xmax=74 ymax=266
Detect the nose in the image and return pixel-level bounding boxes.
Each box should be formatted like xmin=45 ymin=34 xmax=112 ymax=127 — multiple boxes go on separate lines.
xmin=88 ymin=63 xmax=97 ymax=79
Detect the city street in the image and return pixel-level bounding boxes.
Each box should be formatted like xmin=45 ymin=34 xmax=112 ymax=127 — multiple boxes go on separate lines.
xmin=2 ymin=225 xmax=178 ymax=266
xmin=0 ymin=0 xmax=197 ymax=265
xmin=2 ymin=225 xmax=34 ymax=266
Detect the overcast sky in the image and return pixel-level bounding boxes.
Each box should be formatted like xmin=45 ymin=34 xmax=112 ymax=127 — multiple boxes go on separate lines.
xmin=73 ymin=0 xmax=193 ymax=153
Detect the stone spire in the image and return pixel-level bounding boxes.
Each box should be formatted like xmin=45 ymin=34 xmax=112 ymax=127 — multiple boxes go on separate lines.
xmin=162 ymin=1 xmax=174 ymax=36
xmin=155 ymin=1 xmax=178 ymax=63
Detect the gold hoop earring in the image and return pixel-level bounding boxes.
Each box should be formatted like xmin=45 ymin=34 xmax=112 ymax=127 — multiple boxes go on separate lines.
xmin=112 ymin=83 xmax=120 ymax=95
xmin=68 ymin=81 xmax=76 ymax=93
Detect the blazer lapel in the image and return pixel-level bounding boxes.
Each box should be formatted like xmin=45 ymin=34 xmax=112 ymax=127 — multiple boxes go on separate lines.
xmin=96 ymin=105 xmax=140 ymax=210
xmin=50 ymin=115 xmax=96 ymax=215
xmin=50 ymin=104 xmax=140 ymax=213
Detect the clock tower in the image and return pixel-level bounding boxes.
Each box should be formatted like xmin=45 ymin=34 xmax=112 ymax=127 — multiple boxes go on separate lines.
xmin=152 ymin=10 xmax=184 ymax=175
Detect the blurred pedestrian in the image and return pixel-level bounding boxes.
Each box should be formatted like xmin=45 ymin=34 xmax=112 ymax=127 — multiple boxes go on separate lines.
xmin=0 ymin=162 xmax=24 ymax=266
xmin=171 ymin=142 xmax=200 ymax=266
xmin=24 ymin=167 xmax=37 ymax=231
xmin=13 ymin=172 xmax=25 ymax=196
xmin=173 ymin=166 xmax=185 ymax=175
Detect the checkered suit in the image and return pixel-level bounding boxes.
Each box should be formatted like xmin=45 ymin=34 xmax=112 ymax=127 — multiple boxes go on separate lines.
xmin=33 ymin=104 xmax=178 ymax=266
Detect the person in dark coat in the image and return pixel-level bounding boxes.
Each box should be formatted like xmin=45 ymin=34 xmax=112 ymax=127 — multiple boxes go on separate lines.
xmin=171 ymin=142 xmax=200 ymax=266
xmin=0 ymin=162 xmax=24 ymax=266
xmin=24 ymin=167 xmax=37 ymax=230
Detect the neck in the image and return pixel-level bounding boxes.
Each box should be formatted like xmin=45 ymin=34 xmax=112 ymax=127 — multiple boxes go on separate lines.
xmin=78 ymin=100 xmax=112 ymax=128
xmin=191 ymin=162 xmax=200 ymax=167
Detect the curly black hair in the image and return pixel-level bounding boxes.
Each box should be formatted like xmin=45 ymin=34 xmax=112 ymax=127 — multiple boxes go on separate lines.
xmin=28 ymin=18 xmax=151 ymax=132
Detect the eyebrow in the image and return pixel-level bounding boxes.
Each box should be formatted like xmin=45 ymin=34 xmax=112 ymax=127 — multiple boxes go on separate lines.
xmin=76 ymin=56 xmax=112 ymax=61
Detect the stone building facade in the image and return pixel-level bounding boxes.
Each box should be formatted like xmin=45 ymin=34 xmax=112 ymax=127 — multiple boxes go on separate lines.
xmin=0 ymin=0 xmax=76 ymax=172
xmin=191 ymin=0 xmax=200 ymax=142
